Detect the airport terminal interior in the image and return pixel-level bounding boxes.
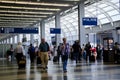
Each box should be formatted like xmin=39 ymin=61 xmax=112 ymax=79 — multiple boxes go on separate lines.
xmin=0 ymin=0 xmax=120 ymax=80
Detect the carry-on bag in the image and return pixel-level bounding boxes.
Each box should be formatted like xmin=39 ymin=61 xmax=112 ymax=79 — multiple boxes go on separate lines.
xmin=53 ymin=56 xmax=58 ymax=62
xmin=18 ymin=57 xmax=26 ymax=69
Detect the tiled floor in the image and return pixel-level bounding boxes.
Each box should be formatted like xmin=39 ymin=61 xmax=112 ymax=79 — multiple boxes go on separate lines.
xmin=0 ymin=58 xmax=120 ymax=80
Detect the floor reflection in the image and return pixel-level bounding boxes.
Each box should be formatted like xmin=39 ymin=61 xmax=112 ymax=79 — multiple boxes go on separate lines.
xmin=63 ymin=73 xmax=68 ymax=80
xmin=0 ymin=59 xmax=120 ymax=80
xmin=41 ymin=71 xmax=52 ymax=80
xmin=17 ymin=69 xmax=26 ymax=80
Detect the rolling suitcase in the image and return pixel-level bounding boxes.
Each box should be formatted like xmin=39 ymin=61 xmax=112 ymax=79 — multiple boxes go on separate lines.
xmin=18 ymin=57 xmax=26 ymax=69
xmin=53 ymin=56 xmax=58 ymax=62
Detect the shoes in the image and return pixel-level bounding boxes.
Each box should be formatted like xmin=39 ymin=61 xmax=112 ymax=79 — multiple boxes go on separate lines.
xmin=42 ymin=66 xmax=48 ymax=70
xmin=63 ymin=70 xmax=67 ymax=73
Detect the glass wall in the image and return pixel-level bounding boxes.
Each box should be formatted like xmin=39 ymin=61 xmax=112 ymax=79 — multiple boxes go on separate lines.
xmin=44 ymin=0 xmax=120 ymax=45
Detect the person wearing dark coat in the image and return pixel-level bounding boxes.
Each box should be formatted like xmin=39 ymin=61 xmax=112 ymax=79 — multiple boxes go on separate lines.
xmin=28 ymin=44 xmax=35 ymax=64
xmin=85 ymin=42 xmax=91 ymax=62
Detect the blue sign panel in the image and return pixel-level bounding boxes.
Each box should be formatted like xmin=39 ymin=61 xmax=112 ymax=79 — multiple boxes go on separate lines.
xmin=0 ymin=27 xmax=38 ymax=34
xmin=82 ymin=17 xmax=97 ymax=26
xmin=50 ymin=28 xmax=61 ymax=34
xmin=0 ymin=27 xmax=5 ymax=33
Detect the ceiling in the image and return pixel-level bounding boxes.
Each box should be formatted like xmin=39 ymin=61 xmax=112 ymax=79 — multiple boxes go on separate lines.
xmin=0 ymin=0 xmax=83 ymax=28
xmin=0 ymin=0 xmax=85 ymax=40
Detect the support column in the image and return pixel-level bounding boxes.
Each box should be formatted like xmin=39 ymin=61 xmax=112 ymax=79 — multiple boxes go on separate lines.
xmin=23 ymin=34 xmax=26 ymax=39
xmin=2 ymin=39 xmax=4 ymax=44
xmin=96 ymin=33 xmax=101 ymax=45
xmin=37 ymin=23 xmax=41 ymax=45
xmin=118 ymin=34 xmax=120 ymax=44
xmin=5 ymin=38 xmax=8 ymax=44
xmin=17 ymin=34 xmax=20 ymax=43
xmin=85 ymin=34 xmax=89 ymax=43
xmin=4 ymin=39 xmax=7 ymax=57
xmin=22 ymin=34 xmax=27 ymax=42
xmin=2 ymin=40 xmax=5 ymax=59
xmin=88 ymin=33 xmax=97 ymax=47
xmin=30 ymin=34 xmax=34 ymax=45
xmin=12 ymin=36 xmax=15 ymax=49
xmin=8 ymin=37 xmax=11 ymax=44
xmin=55 ymin=14 xmax=61 ymax=47
xmin=12 ymin=36 xmax=15 ymax=44
xmin=112 ymin=30 xmax=118 ymax=43
xmin=40 ymin=21 xmax=45 ymax=39
xmin=94 ymin=33 xmax=97 ymax=47
xmin=78 ymin=1 xmax=86 ymax=46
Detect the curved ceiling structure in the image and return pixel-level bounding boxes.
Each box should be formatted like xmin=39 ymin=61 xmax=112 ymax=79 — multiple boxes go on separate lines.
xmin=0 ymin=0 xmax=83 ymax=39
xmin=44 ymin=0 xmax=120 ymax=44
xmin=0 ymin=0 xmax=120 ymax=44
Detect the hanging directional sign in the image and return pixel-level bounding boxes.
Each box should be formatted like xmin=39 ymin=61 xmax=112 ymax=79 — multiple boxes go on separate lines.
xmin=50 ymin=28 xmax=61 ymax=34
xmin=0 ymin=27 xmax=38 ymax=34
xmin=82 ymin=17 xmax=97 ymax=26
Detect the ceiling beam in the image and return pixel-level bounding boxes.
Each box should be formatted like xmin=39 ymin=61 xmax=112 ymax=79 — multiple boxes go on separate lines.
xmin=0 ymin=0 xmax=72 ymax=7
xmin=0 ymin=14 xmax=47 ymax=18
xmin=0 ymin=5 xmax=61 ymax=11
xmin=0 ymin=10 xmax=54 ymax=15
xmin=0 ymin=17 xmax=41 ymax=20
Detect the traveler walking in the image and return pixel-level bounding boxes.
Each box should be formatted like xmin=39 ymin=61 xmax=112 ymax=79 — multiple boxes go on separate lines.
xmin=39 ymin=38 xmax=50 ymax=70
xmin=28 ymin=44 xmax=35 ymax=64
xmin=62 ymin=38 xmax=70 ymax=73
xmin=14 ymin=42 xmax=25 ymax=68
xmin=72 ymin=40 xmax=81 ymax=63
xmin=85 ymin=42 xmax=91 ymax=62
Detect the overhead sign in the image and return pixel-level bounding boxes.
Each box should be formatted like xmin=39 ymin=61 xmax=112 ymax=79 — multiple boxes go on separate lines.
xmin=0 ymin=27 xmax=38 ymax=34
xmin=82 ymin=17 xmax=97 ymax=26
xmin=50 ymin=28 xmax=61 ymax=34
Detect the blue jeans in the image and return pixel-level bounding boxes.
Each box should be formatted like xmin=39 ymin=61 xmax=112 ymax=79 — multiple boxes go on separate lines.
xmin=62 ymin=55 xmax=68 ymax=71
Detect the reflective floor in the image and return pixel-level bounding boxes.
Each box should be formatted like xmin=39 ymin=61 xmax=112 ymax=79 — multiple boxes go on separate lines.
xmin=0 ymin=58 xmax=120 ymax=80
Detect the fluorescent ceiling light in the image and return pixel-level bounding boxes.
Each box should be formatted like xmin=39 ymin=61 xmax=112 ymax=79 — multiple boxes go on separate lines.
xmin=0 ymin=10 xmax=54 ymax=15
xmin=0 ymin=23 xmax=32 ymax=26
xmin=0 ymin=0 xmax=71 ymax=7
xmin=0 ymin=14 xmax=47 ymax=17
xmin=0 ymin=6 xmax=60 ymax=11
xmin=0 ymin=22 xmax=32 ymax=24
xmin=0 ymin=23 xmax=33 ymax=27
xmin=0 ymin=20 xmax=37 ymax=22
xmin=0 ymin=17 xmax=41 ymax=20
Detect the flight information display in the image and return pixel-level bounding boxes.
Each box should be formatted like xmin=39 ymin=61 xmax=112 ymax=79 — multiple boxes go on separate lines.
xmin=50 ymin=28 xmax=61 ymax=34
xmin=82 ymin=17 xmax=97 ymax=26
xmin=0 ymin=27 xmax=38 ymax=34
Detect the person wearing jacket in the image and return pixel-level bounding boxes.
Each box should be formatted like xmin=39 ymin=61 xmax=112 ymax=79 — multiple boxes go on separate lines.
xmin=28 ymin=44 xmax=35 ymax=64
xmin=62 ymin=38 xmax=70 ymax=73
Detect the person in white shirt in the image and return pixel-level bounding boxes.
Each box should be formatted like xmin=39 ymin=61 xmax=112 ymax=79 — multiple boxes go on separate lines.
xmin=15 ymin=42 xmax=24 ymax=65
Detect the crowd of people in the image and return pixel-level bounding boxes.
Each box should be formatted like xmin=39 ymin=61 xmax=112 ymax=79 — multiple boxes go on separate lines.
xmin=6 ymin=37 xmax=120 ymax=72
xmin=56 ymin=41 xmax=103 ymax=64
